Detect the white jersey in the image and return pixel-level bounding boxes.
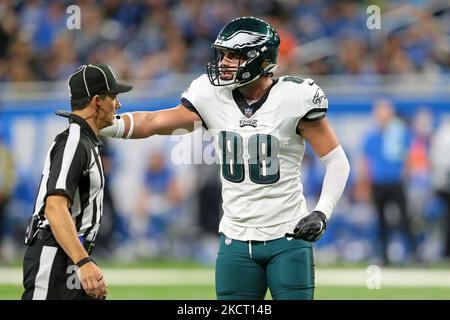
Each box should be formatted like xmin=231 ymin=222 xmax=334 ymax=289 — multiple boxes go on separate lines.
xmin=181 ymin=74 xmax=328 ymax=241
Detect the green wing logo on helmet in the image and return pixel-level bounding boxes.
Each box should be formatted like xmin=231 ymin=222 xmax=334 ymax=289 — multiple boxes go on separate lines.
xmin=218 ymin=31 xmax=269 ymax=49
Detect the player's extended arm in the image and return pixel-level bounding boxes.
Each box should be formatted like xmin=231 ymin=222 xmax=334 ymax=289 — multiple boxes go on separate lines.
xmin=100 ymin=104 xmax=202 ymax=139
xmin=286 ymin=118 xmax=350 ymax=241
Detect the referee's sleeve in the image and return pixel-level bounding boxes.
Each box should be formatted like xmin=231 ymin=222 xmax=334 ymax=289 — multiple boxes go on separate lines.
xmin=45 ymin=125 xmax=88 ymax=203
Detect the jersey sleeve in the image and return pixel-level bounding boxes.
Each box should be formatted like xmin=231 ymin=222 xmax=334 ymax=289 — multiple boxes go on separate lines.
xmin=181 ymin=75 xmax=204 ymax=115
xmin=45 ymin=131 xmax=89 ymax=203
xmin=300 ymin=78 xmax=329 ymax=121
xmin=180 ymin=75 xmax=211 ymax=128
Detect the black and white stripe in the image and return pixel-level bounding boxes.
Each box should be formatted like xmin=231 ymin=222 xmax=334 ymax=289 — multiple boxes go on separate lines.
xmin=32 ymin=118 xmax=104 ymax=242
xmin=22 ymin=228 xmax=92 ymax=300
xmin=32 ymin=245 xmax=58 ymax=300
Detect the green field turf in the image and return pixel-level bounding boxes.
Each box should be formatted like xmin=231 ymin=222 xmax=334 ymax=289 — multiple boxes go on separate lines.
xmin=2 ymin=285 xmax=449 ymax=300
xmin=3 ymin=260 xmax=450 ymax=300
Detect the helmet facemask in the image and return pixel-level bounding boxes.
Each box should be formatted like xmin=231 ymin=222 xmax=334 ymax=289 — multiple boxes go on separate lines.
xmin=207 ymin=45 xmax=277 ymax=88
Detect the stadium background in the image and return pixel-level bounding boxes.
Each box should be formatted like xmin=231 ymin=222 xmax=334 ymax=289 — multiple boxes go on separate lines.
xmin=0 ymin=0 xmax=450 ymax=299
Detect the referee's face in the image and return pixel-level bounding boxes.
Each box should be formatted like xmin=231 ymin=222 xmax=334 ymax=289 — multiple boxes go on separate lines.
xmin=97 ymin=94 xmax=121 ymax=127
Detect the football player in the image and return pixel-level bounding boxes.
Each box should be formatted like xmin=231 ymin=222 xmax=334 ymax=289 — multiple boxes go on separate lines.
xmin=101 ymin=16 xmax=350 ymax=300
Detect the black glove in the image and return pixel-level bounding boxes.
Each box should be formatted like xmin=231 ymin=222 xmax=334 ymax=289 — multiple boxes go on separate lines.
xmin=285 ymin=211 xmax=327 ymax=242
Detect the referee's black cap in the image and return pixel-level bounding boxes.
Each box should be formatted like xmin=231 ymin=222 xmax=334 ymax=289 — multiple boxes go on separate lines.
xmin=68 ymin=64 xmax=133 ymax=99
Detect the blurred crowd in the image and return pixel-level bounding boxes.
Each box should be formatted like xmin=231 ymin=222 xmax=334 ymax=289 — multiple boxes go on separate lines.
xmin=0 ymin=0 xmax=449 ymax=83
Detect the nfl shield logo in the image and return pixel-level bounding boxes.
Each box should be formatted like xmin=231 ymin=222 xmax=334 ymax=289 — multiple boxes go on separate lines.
xmin=244 ymin=108 xmax=253 ymax=117
xmin=225 ymin=237 xmax=232 ymax=245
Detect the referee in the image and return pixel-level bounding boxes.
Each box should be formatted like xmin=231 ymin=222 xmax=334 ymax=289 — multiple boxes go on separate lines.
xmin=22 ymin=64 xmax=132 ymax=300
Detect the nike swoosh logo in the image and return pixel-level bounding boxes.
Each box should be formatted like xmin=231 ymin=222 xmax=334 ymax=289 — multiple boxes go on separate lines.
xmin=308 ymin=80 xmax=315 ymax=86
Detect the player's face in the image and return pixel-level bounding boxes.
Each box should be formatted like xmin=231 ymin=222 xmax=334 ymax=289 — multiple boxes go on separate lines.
xmin=219 ymin=51 xmax=243 ymax=80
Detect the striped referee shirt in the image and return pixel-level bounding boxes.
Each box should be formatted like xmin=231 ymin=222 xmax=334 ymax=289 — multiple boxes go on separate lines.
xmin=32 ymin=114 xmax=105 ymax=243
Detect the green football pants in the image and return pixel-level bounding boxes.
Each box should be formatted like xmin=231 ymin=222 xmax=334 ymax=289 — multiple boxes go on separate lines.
xmin=215 ymin=234 xmax=315 ymax=300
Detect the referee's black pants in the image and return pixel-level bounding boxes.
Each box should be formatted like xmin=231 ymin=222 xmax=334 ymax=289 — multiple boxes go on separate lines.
xmin=22 ymin=229 xmax=94 ymax=300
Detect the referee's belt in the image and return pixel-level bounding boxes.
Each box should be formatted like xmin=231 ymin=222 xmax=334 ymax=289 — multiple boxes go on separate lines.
xmin=78 ymin=235 xmax=95 ymax=255
xmin=37 ymin=228 xmax=95 ymax=255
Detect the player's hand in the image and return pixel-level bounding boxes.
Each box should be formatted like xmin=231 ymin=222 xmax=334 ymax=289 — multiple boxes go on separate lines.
xmin=285 ymin=211 xmax=327 ymax=242
xmin=77 ymin=262 xmax=107 ymax=299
